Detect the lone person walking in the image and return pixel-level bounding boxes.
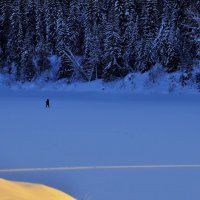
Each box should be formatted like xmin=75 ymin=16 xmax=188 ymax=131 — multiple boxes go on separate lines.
xmin=46 ymin=99 xmax=50 ymax=108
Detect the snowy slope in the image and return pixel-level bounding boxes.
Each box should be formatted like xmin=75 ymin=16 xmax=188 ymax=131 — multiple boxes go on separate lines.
xmin=0 ymin=178 xmax=75 ymax=200
xmin=0 ymin=65 xmax=199 ymax=94
xmin=0 ymin=88 xmax=200 ymax=200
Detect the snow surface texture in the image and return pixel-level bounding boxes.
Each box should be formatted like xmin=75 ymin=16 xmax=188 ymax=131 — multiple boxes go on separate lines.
xmin=0 ymin=88 xmax=200 ymax=200
xmin=0 ymin=178 xmax=76 ymax=200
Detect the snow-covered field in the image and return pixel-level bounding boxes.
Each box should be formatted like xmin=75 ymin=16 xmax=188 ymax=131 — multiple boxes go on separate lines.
xmin=0 ymin=87 xmax=200 ymax=200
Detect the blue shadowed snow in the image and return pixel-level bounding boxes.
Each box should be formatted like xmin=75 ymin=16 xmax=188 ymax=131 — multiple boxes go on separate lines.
xmin=0 ymin=88 xmax=200 ymax=200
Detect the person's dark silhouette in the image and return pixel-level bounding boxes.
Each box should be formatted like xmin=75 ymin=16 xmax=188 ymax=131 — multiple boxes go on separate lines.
xmin=46 ymin=99 xmax=50 ymax=108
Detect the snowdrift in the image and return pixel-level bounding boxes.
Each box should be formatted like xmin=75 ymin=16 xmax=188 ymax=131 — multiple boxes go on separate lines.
xmin=0 ymin=178 xmax=76 ymax=200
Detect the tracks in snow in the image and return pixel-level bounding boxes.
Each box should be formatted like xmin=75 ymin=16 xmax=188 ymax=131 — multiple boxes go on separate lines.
xmin=0 ymin=164 xmax=200 ymax=173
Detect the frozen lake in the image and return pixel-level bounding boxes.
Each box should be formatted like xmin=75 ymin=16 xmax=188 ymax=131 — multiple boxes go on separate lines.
xmin=0 ymin=89 xmax=200 ymax=200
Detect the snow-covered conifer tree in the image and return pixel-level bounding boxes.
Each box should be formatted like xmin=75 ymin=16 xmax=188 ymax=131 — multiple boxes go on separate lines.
xmin=0 ymin=0 xmax=12 ymax=73
xmin=56 ymin=3 xmax=73 ymax=79
xmin=82 ymin=0 xmax=105 ymax=80
xmin=44 ymin=0 xmax=57 ymax=55
xmin=139 ymin=0 xmax=159 ymax=72
xmin=20 ymin=0 xmax=36 ymax=81
xmin=35 ymin=0 xmax=50 ymax=77
xmin=7 ymin=0 xmax=21 ymax=78
xmin=153 ymin=0 xmax=181 ymax=72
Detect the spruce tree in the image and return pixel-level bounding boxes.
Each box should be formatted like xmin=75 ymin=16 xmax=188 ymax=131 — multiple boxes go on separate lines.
xmin=35 ymin=0 xmax=50 ymax=77
xmin=102 ymin=0 xmax=130 ymax=81
xmin=67 ymin=0 xmax=84 ymax=55
xmin=139 ymin=0 xmax=159 ymax=72
xmin=7 ymin=0 xmax=21 ymax=77
xmin=20 ymin=0 xmax=36 ymax=81
xmin=56 ymin=3 xmax=73 ymax=80
xmin=0 ymin=0 xmax=12 ymax=73
xmin=44 ymin=0 xmax=57 ymax=55
xmin=82 ymin=0 xmax=105 ymax=80
xmin=154 ymin=0 xmax=181 ymax=72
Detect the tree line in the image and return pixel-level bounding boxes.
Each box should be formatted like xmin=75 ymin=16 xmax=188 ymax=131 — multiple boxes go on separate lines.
xmin=0 ymin=0 xmax=199 ymax=82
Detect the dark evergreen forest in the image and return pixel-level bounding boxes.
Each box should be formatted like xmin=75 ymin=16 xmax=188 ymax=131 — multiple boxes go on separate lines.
xmin=0 ymin=0 xmax=200 ymax=82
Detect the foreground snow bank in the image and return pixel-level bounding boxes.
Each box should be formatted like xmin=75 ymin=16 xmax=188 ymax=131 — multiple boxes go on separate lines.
xmin=0 ymin=179 xmax=76 ymax=200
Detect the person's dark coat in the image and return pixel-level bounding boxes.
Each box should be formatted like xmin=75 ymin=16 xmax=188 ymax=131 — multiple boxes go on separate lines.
xmin=46 ymin=99 xmax=50 ymax=108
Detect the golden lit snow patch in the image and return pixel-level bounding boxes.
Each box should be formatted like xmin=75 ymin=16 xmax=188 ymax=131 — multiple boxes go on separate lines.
xmin=0 ymin=178 xmax=76 ymax=200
